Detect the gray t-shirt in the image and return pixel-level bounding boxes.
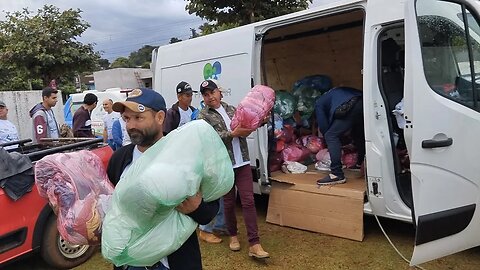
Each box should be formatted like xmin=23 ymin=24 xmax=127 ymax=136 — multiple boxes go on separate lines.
xmin=45 ymin=110 xmax=59 ymax=139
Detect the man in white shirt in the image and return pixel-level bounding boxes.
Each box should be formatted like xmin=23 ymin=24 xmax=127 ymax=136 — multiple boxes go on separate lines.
xmin=102 ymin=99 xmax=121 ymax=149
xmin=163 ymin=81 xmax=198 ymax=135
xmin=0 ymin=101 xmax=20 ymax=149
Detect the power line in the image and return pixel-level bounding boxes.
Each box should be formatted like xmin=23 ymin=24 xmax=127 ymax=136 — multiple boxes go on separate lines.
xmin=86 ymin=18 xmax=202 ymax=44
xmin=101 ymin=33 xmax=191 ymax=57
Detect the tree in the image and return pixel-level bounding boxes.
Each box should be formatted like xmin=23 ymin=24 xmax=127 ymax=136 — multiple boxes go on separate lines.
xmin=186 ymin=0 xmax=312 ymax=33
xmin=169 ymin=37 xmax=182 ymax=44
xmin=110 ymin=57 xmax=132 ymax=68
xmin=0 ymin=5 xmax=100 ymax=89
xmin=128 ymin=45 xmax=156 ymax=67
xmin=98 ymin=58 xmax=111 ymax=70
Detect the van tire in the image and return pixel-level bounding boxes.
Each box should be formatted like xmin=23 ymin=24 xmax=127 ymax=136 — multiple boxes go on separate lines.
xmin=40 ymin=215 xmax=96 ymax=269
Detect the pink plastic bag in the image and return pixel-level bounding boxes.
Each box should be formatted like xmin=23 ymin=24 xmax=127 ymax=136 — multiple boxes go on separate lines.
xmin=269 ymin=152 xmax=283 ymax=172
xmin=231 ymin=85 xmax=275 ymax=130
xmin=297 ymin=135 xmax=325 ymax=154
xmin=276 ymin=124 xmax=295 ymax=143
xmin=342 ymin=151 xmax=358 ymax=168
xmin=282 ymin=144 xmax=310 ymax=162
xmin=315 ymin=149 xmax=331 ymax=171
xmin=35 ymin=150 xmax=114 ymax=245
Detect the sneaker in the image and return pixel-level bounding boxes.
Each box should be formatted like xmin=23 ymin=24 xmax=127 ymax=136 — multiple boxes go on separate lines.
xmin=199 ymin=231 xmax=222 ymax=244
xmin=248 ymin=244 xmax=270 ymax=259
xmin=317 ymin=174 xmax=346 ymax=186
xmin=229 ymin=236 xmax=241 ymax=251
xmin=347 ymin=164 xmax=361 ymax=172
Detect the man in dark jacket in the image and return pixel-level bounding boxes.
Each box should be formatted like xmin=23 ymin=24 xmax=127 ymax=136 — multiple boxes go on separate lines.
xmin=72 ymin=93 xmax=98 ymax=137
xmin=163 ymin=81 xmax=198 ymax=135
xmin=29 ymin=87 xmax=60 ymax=142
xmin=107 ymin=88 xmax=219 ymax=270
xmin=315 ymin=87 xmax=365 ymax=185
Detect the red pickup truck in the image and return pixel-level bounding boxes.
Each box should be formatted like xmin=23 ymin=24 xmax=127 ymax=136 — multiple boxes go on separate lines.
xmin=0 ymin=138 xmax=113 ymax=269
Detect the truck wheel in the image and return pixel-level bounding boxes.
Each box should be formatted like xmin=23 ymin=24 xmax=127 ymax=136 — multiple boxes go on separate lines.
xmin=40 ymin=216 xmax=96 ymax=269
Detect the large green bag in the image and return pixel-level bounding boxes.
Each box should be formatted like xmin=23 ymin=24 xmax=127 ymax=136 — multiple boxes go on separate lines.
xmin=102 ymin=120 xmax=234 ymax=267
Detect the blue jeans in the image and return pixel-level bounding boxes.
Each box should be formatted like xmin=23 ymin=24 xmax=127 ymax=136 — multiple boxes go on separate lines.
xmin=199 ymin=197 xmax=225 ymax=233
xmin=107 ymin=139 xmax=118 ymax=151
xmin=324 ymin=101 xmax=365 ymax=178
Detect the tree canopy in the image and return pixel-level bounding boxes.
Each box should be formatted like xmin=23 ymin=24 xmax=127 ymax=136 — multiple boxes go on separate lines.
xmin=110 ymin=57 xmax=131 ymax=69
xmin=186 ymin=0 xmax=312 ymax=33
xmin=129 ymin=45 xmax=156 ymax=67
xmin=0 ymin=5 xmax=100 ymax=91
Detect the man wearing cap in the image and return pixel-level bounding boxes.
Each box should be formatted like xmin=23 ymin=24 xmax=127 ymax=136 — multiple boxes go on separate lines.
xmin=163 ymin=81 xmax=198 ymax=135
xmin=197 ymin=79 xmax=270 ymax=259
xmin=106 ymin=88 xmax=220 ymax=270
xmin=29 ymin=87 xmax=60 ymax=142
xmin=73 ymin=93 xmax=98 ymax=137
xmin=0 ymin=101 xmax=20 ymax=149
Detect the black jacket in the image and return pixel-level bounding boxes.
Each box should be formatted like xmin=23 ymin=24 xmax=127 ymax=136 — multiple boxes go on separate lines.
xmin=107 ymin=144 xmax=219 ymax=270
xmin=164 ymin=102 xmax=196 ymax=135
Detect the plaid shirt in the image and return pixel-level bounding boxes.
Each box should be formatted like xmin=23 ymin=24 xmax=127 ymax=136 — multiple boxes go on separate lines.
xmin=198 ymin=101 xmax=249 ymax=165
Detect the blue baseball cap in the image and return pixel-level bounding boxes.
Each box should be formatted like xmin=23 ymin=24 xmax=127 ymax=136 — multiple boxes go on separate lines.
xmin=112 ymin=88 xmax=166 ymax=113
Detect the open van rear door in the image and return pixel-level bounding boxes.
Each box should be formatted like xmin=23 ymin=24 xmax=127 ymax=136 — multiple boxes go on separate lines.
xmin=404 ymin=0 xmax=480 ymax=265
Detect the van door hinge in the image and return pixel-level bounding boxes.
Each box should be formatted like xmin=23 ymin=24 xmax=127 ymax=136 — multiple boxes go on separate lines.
xmin=255 ymin=33 xmax=264 ymax=41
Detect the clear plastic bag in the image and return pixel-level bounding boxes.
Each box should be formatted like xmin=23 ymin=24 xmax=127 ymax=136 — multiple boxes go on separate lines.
xmin=35 ymin=150 xmax=114 ymax=245
xmin=101 ymin=120 xmax=234 ymax=267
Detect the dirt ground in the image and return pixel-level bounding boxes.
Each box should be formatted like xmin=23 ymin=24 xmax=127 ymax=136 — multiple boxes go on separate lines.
xmin=5 ymin=195 xmax=480 ymax=270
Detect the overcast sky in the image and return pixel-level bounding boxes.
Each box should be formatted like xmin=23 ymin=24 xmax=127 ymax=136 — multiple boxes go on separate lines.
xmin=0 ymin=0 xmax=337 ymax=61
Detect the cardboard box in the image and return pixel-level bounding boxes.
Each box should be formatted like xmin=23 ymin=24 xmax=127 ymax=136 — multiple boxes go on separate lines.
xmin=266 ymin=168 xmax=365 ymax=241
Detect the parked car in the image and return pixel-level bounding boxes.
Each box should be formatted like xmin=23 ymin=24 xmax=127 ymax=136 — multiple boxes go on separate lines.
xmin=0 ymin=138 xmax=113 ymax=269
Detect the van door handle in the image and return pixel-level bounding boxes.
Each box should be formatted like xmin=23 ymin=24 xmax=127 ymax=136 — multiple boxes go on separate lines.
xmin=421 ymin=137 xmax=453 ymax=148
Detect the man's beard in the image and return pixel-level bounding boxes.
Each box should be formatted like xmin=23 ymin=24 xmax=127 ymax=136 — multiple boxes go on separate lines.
xmin=127 ymin=126 xmax=159 ymax=147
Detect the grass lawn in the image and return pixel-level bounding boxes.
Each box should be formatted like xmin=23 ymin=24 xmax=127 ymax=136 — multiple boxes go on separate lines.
xmin=73 ymin=195 xmax=480 ymax=270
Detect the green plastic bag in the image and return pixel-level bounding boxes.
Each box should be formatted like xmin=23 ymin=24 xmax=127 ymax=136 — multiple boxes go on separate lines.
xmin=102 ymin=120 xmax=234 ymax=267
xmin=273 ymin=90 xmax=297 ymax=119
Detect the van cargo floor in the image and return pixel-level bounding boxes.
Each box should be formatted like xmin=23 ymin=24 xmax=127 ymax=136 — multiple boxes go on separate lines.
xmin=269 ymin=166 xmax=366 ymax=199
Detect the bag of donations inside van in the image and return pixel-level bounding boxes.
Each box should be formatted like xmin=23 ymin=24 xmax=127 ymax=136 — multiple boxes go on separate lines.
xmin=102 ymin=120 xmax=234 ymax=267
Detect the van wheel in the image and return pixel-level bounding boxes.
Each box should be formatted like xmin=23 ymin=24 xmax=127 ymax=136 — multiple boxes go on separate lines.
xmin=40 ymin=216 xmax=96 ymax=269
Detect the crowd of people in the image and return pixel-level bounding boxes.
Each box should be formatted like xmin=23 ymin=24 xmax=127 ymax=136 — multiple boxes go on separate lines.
xmin=0 ymin=80 xmax=367 ymax=269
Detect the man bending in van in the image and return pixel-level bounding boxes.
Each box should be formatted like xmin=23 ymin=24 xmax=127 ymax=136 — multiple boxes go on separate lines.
xmin=29 ymin=87 xmax=60 ymax=143
xmin=315 ymin=87 xmax=365 ymax=185
xmin=163 ymin=81 xmax=198 ymax=135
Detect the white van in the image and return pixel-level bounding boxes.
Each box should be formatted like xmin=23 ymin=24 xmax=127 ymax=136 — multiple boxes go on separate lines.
xmin=152 ymin=0 xmax=480 ymax=265
xmin=66 ymin=88 xmax=128 ymax=136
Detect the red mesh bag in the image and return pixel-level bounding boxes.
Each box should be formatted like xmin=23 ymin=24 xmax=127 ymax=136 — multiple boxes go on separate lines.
xmin=35 ymin=150 xmax=114 ymax=245
xmin=230 ymin=85 xmax=275 ymax=130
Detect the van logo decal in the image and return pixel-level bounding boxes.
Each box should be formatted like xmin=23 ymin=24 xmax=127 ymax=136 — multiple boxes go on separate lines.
xmin=203 ymin=61 xmax=222 ymax=80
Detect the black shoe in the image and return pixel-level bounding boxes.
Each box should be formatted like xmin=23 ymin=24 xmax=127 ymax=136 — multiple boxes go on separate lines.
xmin=317 ymin=174 xmax=346 ymax=186
xmin=347 ymin=164 xmax=361 ymax=172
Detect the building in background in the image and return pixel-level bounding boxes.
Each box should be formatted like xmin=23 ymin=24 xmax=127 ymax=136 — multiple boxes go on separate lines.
xmin=93 ymin=68 xmax=152 ymax=90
